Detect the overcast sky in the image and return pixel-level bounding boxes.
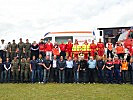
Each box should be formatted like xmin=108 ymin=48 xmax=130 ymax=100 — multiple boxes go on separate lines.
xmin=0 ymin=0 xmax=133 ymax=42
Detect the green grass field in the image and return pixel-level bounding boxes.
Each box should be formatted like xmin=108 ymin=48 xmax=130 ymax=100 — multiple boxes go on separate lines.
xmin=0 ymin=83 xmax=133 ymax=100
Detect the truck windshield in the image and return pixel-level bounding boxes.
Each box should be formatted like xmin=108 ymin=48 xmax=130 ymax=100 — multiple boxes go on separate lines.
xmin=128 ymin=31 xmax=133 ymax=39
xmin=118 ymin=31 xmax=128 ymax=41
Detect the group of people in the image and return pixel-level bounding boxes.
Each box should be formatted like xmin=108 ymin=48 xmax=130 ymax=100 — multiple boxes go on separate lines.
xmin=0 ymin=37 xmax=133 ymax=84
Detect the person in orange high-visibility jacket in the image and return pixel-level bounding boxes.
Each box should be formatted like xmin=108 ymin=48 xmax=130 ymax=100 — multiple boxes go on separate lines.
xmin=52 ymin=42 xmax=60 ymax=59
xmin=116 ymin=43 xmax=125 ymax=59
xmin=72 ymin=39 xmax=80 ymax=59
xmin=121 ymin=59 xmax=128 ymax=84
xmin=90 ymin=40 xmax=97 ymax=57
xmin=97 ymin=38 xmax=104 ymax=57
xmin=82 ymin=40 xmax=90 ymax=60
xmin=66 ymin=39 xmax=73 ymax=58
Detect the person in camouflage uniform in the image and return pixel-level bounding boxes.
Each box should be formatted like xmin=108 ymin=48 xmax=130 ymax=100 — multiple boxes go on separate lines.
xmin=11 ymin=40 xmax=17 ymax=60
xmin=20 ymin=58 xmax=26 ymax=83
xmin=25 ymin=57 xmax=30 ymax=82
xmin=6 ymin=42 xmax=11 ymax=60
xmin=18 ymin=38 xmax=25 ymax=62
xmin=11 ymin=57 xmax=20 ymax=83
xmin=24 ymin=39 xmax=31 ymax=59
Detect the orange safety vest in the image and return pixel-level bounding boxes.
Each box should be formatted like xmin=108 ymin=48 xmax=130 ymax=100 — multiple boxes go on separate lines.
xmin=108 ymin=43 xmax=113 ymax=51
xmin=121 ymin=62 xmax=128 ymax=70
xmin=116 ymin=46 xmax=124 ymax=54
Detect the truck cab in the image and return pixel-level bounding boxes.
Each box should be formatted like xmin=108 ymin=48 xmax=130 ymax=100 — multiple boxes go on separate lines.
xmin=118 ymin=30 xmax=133 ymax=49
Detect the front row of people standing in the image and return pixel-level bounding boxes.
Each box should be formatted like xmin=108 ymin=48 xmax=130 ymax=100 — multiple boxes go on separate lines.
xmin=0 ymin=54 xmax=133 ymax=84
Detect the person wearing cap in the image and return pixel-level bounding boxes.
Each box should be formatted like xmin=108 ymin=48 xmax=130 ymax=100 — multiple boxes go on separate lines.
xmin=105 ymin=58 xmax=114 ymax=83
xmin=87 ymin=56 xmax=96 ymax=84
xmin=121 ymin=59 xmax=128 ymax=84
xmin=113 ymin=56 xmax=121 ymax=84
xmin=18 ymin=38 xmax=25 ymax=62
xmin=96 ymin=56 xmax=105 ymax=83
xmin=11 ymin=57 xmax=20 ymax=83
xmin=24 ymin=39 xmax=31 ymax=59
xmin=11 ymin=40 xmax=18 ymax=60
xmin=45 ymin=39 xmax=53 ymax=60
xmin=39 ymin=39 xmax=45 ymax=58
xmin=79 ymin=56 xmax=87 ymax=84
xmin=0 ymin=39 xmax=7 ymax=62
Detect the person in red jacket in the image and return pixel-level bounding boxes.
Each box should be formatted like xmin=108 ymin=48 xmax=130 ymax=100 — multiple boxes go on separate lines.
xmin=39 ymin=39 xmax=45 ymax=58
xmin=59 ymin=41 xmax=66 ymax=59
xmin=52 ymin=42 xmax=60 ymax=59
xmin=97 ymin=38 xmax=104 ymax=57
xmin=45 ymin=39 xmax=53 ymax=60
xmin=66 ymin=39 xmax=73 ymax=58
xmin=90 ymin=40 xmax=97 ymax=57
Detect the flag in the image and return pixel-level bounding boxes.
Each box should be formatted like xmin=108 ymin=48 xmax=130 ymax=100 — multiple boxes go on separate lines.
xmin=93 ymin=31 xmax=96 ymax=40
xmin=44 ymin=32 xmax=50 ymax=37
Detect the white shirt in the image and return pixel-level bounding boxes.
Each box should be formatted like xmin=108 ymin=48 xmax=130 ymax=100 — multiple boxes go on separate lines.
xmin=53 ymin=60 xmax=57 ymax=68
xmin=66 ymin=60 xmax=73 ymax=68
xmin=0 ymin=43 xmax=7 ymax=51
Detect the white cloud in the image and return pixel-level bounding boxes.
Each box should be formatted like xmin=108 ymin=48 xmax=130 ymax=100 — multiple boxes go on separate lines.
xmin=0 ymin=0 xmax=133 ymax=43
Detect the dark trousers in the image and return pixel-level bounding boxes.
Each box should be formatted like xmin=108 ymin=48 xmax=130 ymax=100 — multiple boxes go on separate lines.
xmin=39 ymin=51 xmax=45 ymax=58
xmin=51 ymin=68 xmax=58 ymax=82
xmin=37 ymin=69 xmax=44 ymax=82
xmin=59 ymin=70 xmax=65 ymax=83
xmin=130 ymin=71 xmax=133 ymax=84
xmin=117 ymin=53 xmax=124 ymax=59
xmin=60 ymin=51 xmax=66 ymax=59
xmin=107 ymin=49 xmax=113 ymax=58
xmin=0 ymin=50 xmax=6 ymax=62
xmin=80 ymin=70 xmax=86 ymax=83
xmin=97 ymin=69 xmax=104 ymax=83
xmin=66 ymin=68 xmax=73 ymax=83
xmin=106 ymin=70 xmax=113 ymax=83
xmin=88 ymin=68 xmax=95 ymax=83
xmin=122 ymin=70 xmax=127 ymax=83
xmin=114 ymin=69 xmax=121 ymax=83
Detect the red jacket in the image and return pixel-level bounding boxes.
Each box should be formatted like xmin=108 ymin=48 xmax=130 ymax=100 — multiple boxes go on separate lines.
xmin=66 ymin=43 xmax=73 ymax=52
xmin=60 ymin=44 xmax=66 ymax=52
xmin=90 ymin=43 xmax=97 ymax=51
xmin=39 ymin=42 xmax=45 ymax=52
xmin=97 ymin=42 xmax=104 ymax=50
xmin=45 ymin=42 xmax=53 ymax=51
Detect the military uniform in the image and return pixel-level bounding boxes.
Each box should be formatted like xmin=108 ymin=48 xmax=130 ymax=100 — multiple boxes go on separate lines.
xmin=11 ymin=59 xmax=19 ymax=82
xmin=6 ymin=43 xmax=11 ymax=59
xmin=25 ymin=42 xmax=31 ymax=58
xmin=11 ymin=43 xmax=17 ymax=60
xmin=18 ymin=42 xmax=25 ymax=61
xmin=20 ymin=60 xmax=26 ymax=82
xmin=25 ymin=60 xmax=30 ymax=81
